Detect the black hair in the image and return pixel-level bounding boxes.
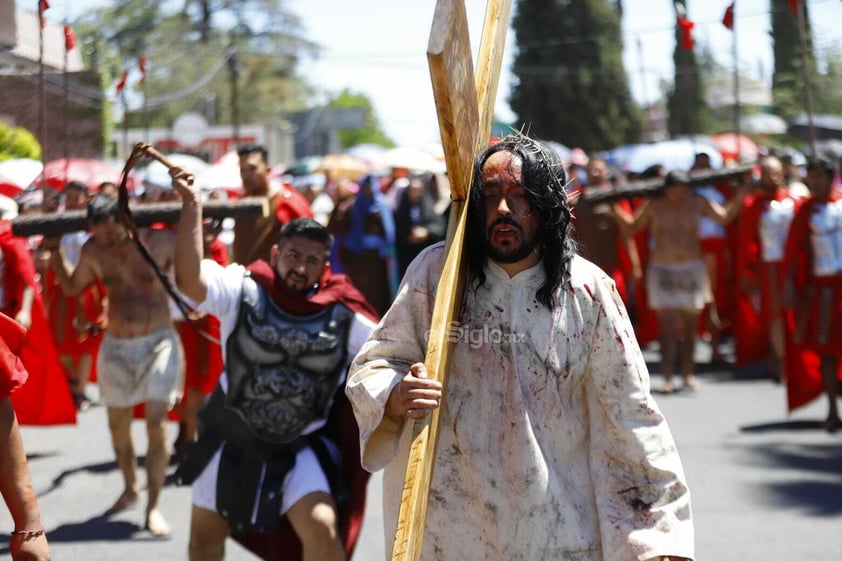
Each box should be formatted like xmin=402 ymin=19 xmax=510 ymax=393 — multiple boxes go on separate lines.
xmin=64 ymin=181 xmax=89 ymax=195
xmin=237 ymin=143 xmax=269 ymax=164
xmin=86 ymin=193 xmax=119 ymax=224
xmin=278 ymin=217 xmax=334 ymax=257
xmin=664 ymin=169 xmax=690 ymax=187
xmin=465 ymin=132 xmax=576 ymax=309
xmin=807 ymin=156 xmax=836 ymax=179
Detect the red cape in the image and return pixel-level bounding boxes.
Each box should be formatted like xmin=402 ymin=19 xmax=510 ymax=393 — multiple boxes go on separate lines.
xmin=0 ymin=222 xmax=76 ymax=425
xmin=0 ymin=312 xmax=28 ymax=399
xmin=781 ymin=195 xmax=842 ymax=411
xmin=231 ymin=261 xmax=377 ymax=559
xmin=733 ymin=190 xmax=796 ymax=367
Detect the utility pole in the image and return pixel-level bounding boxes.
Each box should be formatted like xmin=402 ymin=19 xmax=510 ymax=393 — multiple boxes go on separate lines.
xmin=227 ymin=43 xmax=240 ymax=150
xmin=731 ymin=6 xmax=741 ymax=161
xmin=794 ymin=1 xmax=817 ymax=158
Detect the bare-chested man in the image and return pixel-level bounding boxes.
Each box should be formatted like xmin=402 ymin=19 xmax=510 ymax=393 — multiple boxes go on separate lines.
xmin=615 ymin=170 xmax=747 ymax=393
xmin=44 ymin=194 xmax=182 ymax=536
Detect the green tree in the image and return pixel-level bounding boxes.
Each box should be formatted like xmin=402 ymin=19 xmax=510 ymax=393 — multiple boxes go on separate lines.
xmin=0 ymin=123 xmax=42 ymax=161
xmin=509 ymin=0 xmax=641 ymax=152
xmin=666 ymin=0 xmax=711 ymax=137
xmin=327 ymin=90 xmax=394 ymax=149
xmin=771 ymin=0 xmax=814 ymax=120
xmin=73 ymin=0 xmax=317 ymax=131
xmin=813 ymin=42 xmax=842 ymax=115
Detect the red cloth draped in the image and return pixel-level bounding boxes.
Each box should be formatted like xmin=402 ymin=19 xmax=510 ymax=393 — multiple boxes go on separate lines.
xmin=722 ymin=2 xmax=735 ymax=30
xmin=733 ymin=190 xmax=796 ymax=366
xmin=246 ymin=260 xmax=379 ymax=323
xmin=678 ymin=16 xmax=695 ymax=50
xmin=0 ymin=222 xmax=75 ymax=425
xmin=0 ymin=313 xmax=28 ymax=399
xmin=781 ymin=195 xmax=842 ymax=411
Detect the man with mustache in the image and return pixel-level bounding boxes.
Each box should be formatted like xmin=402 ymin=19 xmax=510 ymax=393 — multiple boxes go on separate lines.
xmin=346 ymin=133 xmax=694 ymax=561
xmin=45 ymin=193 xmax=182 ymax=536
xmin=170 ymin=167 xmax=378 ymax=561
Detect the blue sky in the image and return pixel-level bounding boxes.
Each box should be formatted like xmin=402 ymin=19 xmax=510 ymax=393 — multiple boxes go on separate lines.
xmin=24 ymin=0 xmax=842 ymax=147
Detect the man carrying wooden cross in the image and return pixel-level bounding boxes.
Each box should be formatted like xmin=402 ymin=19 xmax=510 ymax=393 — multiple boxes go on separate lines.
xmin=346 ymin=133 xmax=694 ymax=560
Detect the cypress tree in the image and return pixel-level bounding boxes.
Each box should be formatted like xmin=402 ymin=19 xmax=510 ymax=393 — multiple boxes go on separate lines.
xmin=509 ymin=0 xmax=642 ymax=152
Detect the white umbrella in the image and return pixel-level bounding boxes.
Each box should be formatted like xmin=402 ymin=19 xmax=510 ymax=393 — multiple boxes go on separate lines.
xmin=381 ymin=146 xmax=447 ymax=173
xmin=0 ymin=158 xmax=43 ymax=188
xmin=142 ymin=154 xmax=210 ymax=189
xmin=624 ymin=139 xmax=723 ymax=174
xmin=196 ymin=161 xmax=243 ymax=194
xmin=739 ymin=114 xmax=787 ymax=135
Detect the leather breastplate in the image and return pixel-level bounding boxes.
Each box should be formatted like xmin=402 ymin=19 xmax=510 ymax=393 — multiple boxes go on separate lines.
xmin=223 ymin=275 xmax=353 ymax=447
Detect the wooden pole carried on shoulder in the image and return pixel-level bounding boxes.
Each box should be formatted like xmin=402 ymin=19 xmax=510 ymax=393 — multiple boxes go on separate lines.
xmin=390 ymin=2 xmax=511 ymax=560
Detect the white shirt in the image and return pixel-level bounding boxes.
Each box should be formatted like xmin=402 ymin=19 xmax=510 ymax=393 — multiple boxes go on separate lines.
xmin=346 ymin=244 xmax=694 ymax=561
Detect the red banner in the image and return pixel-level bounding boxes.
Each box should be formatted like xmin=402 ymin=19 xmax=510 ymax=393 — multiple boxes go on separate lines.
xmin=63 ymin=24 xmax=76 ymax=51
xmin=115 ymin=70 xmax=128 ymax=94
xmin=722 ymin=2 xmax=735 ymax=30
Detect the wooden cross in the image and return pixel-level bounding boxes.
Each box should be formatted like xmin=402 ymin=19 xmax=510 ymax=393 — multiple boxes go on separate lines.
xmin=390 ymin=2 xmax=511 ymax=560
xmin=10 ymin=197 xmax=268 ymax=237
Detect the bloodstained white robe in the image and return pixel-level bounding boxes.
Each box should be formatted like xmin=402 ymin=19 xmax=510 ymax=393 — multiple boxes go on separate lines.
xmin=346 ymin=243 xmax=694 ymax=561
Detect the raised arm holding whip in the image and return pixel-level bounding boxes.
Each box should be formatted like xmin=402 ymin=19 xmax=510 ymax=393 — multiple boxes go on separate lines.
xmin=345 ymin=2 xmax=695 ymax=560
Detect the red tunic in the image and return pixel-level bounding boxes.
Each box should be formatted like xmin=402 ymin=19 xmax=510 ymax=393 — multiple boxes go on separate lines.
xmin=733 ymin=189 xmax=798 ymax=366
xmin=0 ymin=312 xmax=28 ymax=399
xmin=180 ymin=238 xmax=229 ymax=395
xmin=0 ymin=222 xmax=76 ymax=425
xmin=43 ymin=269 xmax=106 ymax=356
xmin=781 ymin=194 xmax=842 ymax=410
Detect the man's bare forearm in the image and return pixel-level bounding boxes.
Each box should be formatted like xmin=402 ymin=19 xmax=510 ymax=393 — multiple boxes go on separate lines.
xmin=174 ymin=182 xmax=207 ymax=303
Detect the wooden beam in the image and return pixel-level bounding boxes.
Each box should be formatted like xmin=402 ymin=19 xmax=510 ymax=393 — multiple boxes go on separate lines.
xmin=11 ymin=197 xmax=268 ymax=237
xmin=580 ymin=163 xmax=754 ymax=204
xmin=391 ymin=2 xmax=511 ymax=560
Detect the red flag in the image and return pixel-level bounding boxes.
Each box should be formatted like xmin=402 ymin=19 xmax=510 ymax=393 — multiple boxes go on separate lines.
xmin=788 ymin=0 xmax=801 ymax=15
xmin=115 ymin=70 xmax=128 ymax=94
xmin=63 ymin=24 xmax=77 ymax=51
xmin=138 ymin=55 xmax=148 ymax=85
xmin=677 ymin=16 xmax=695 ymax=50
xmin=722 ymin=2 xmax=735 ymax=30
xmin=38 ymin=0 xmax=50 ymax=28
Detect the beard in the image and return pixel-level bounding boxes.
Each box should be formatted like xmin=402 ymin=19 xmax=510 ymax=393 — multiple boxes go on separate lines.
xmin=284 ymin=271 xmax=313 ymax=294
xmin=485 ymin=217 xmax=540 ymax=264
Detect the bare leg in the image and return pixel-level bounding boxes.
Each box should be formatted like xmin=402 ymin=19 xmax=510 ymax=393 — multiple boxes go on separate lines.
xmin=188 ymin=505 xmax=230 ymax=561
xmin=182 ymin=388 xmax=203 ymax=446
xmin=287 ymin=491 xmax=345 ymax=561
xmin=657 ymin=309 xmax=679 ymax=393
xmin=702 ymin=251 xmax=724 ymax=363
xmin=144 ymin=400 xmax=171 ymax=536
xmin=769 ymin=317 xmax=786 ymax=383
xmin=105 ymin=406 xmax=139 ymax=515
xmin=61 ymin=354 xmax=94 ymax=409
xmin=819 ymin=356 xmax=841 ymax=432
xmin=679 ymin=310 xmax=699 ymax=391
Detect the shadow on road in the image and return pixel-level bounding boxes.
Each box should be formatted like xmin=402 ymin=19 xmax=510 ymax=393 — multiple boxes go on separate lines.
xmin=740 ymin=420 xmax=825 ymax=432
xmin=38 ymin=459 xmax=118 ymax=499
xmin=0 ymin=516 xmax=145 ymax=554
xmin=741 ymin=443 xmax=842 ymax=516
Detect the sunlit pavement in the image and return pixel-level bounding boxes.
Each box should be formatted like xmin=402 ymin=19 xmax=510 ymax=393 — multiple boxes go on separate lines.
xmin=2 ymin=338 xmax=839 ymax=560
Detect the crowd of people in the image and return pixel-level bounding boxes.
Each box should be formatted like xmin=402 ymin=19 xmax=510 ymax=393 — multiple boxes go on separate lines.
xmin=0 ymin=133 xmax=839 ymax=560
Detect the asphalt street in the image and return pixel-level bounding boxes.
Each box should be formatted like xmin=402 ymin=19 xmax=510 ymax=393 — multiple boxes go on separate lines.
xmin=2 ymin=341 xmax=840 ymax=560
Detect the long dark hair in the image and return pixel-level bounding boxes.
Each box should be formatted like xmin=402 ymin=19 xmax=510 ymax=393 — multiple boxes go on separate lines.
xmin=465 ymin=133 xmax=576 ymax=308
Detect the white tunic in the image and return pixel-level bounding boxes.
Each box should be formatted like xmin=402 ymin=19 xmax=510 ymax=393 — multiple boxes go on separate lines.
xmin=346 ymin=243 xmax=694 ymax=561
